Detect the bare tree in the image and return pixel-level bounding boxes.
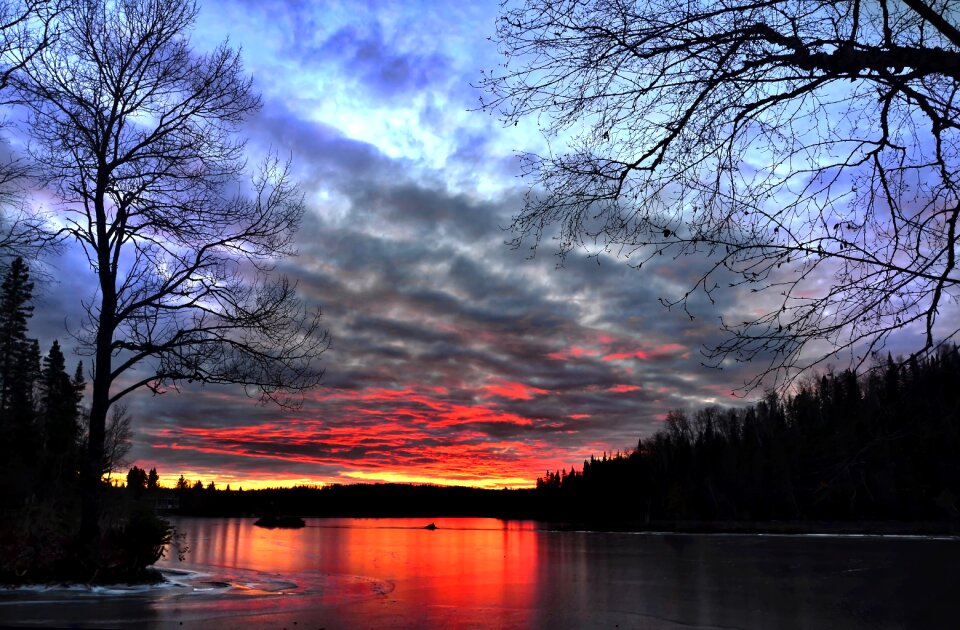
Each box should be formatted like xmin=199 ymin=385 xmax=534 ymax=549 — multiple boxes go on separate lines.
xmin=78 ymin=403 xmax=132 ymax=479
xmin=481 ymin=0 xmax=960 ymax=388
xmin=14 ymin=0 xmax=329 ymax=542
xmin=0 ymin=0 xmax=58 ymax=90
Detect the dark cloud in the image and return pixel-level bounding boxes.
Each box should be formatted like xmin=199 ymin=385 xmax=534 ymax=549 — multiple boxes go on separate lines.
xmin=316 ymin=23 xmax=453 ymax=100
xmin=253 ymin=105 xmax=395 ymax=184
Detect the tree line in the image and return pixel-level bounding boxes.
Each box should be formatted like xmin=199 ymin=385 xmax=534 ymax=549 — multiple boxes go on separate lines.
xmin=150 ymin=345 xmax=960 ymax=529
xmin=112 ymin=346 xmax=960 ymax=529
xmin=0 ymin=257 xmax=84 ymax=508
xmin=163 ymin=482 xmax=538 ymax=521
xmin=536 ymin=349 xmax=960 ymax=526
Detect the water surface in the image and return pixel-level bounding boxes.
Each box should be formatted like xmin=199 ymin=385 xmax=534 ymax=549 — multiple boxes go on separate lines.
xmin=1 ymin=516 xmax=957 ymax=628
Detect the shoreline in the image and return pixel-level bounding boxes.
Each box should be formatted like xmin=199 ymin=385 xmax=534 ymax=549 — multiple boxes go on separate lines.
xmin=168 ymin=512 xmax=960 ymax=537
xmin=542 ymin=518 xmax=960 ymax=537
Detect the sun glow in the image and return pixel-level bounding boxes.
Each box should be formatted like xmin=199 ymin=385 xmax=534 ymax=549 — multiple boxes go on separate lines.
xmin=152 ymin=469 xmax=537 ymax=491
xmin=341 ymin=470 xmax=534 ymax=489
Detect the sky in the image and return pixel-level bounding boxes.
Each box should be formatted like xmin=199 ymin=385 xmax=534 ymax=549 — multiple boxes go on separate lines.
xmin=16 ymin=0 xmax=947 ymax=489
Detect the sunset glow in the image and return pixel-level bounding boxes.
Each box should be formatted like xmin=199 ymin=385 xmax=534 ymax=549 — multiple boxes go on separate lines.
xmin=30 ymin=0 xmax=912 ymax=490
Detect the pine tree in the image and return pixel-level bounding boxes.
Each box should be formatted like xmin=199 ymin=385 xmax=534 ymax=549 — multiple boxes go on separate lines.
xmin=39 ymin=340 xmax=81 ymax=461
xmin=0 ymin=257 xmax=36 ymax=425
xmin=146 ymin=468 xmax=159 ymax=491
xmin=0 ymin=259 xmax=41 ymax=489
xmin=72 ymin=361 xmax=85 ymax=408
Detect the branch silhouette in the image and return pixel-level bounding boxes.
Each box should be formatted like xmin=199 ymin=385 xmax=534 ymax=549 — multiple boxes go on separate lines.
xmin=481 ymin=0 xmax=960 ymax=389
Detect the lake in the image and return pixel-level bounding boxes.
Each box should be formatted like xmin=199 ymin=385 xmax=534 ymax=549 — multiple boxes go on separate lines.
xmin=2 ymin=516 xmax=957 ymax=628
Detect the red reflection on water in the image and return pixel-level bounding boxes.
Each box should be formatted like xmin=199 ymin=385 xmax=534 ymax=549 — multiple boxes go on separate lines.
xmin=164 ymin=517 xmax=539 ymax=622
xmin=319 ymin=518 xmax=539 ymax=612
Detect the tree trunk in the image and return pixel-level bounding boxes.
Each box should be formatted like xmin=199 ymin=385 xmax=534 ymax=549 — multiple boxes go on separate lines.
xmin=78 ymin=314 xmax=113 ymax=546
xmin=79 ymin=188 xmax=115 ymax=548
xmin=78 ymin=400 xmax=105 ymax=544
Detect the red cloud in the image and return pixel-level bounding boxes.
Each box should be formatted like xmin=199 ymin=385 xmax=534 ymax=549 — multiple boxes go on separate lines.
xmin=546 ymin=345 xmax=600 ymax=360
xmin=480 ymin=380 xmax=548 ymax=400
xmin=602 ymin=343 xmax=686 ymax=362
xmin=430 ymin=404 xmax=534 ymax=428
xmin=602 ymin=350 xmax=649 ymax=361
xmin=144 ymin=379 xmax=643 ymax=490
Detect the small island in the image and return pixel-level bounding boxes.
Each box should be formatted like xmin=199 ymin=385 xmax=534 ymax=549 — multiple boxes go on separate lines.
xmin=254 ymin=515 xmax=306 ymax=529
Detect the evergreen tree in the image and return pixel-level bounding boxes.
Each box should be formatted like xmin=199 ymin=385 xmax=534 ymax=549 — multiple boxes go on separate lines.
xmin=0 ymin=258 xmax=41 ymax=502
xmin=0 ymin=257 xmax=35 ymax=425
xmin=126 ymin=466 xmax=147 ymax=494
xmin=537 ymin=349 xmax=960 ymax=524
xmin=72 ymin=361 xmax=85 ymax=407
xmin=146 ymin=468 xmax=159 ymax=491
xmin=39 ymin=340 xmax=81 ymax=459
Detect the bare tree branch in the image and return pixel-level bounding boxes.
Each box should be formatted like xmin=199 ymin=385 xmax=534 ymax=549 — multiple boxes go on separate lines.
xmin=481 ymin=0 xmax=960 ymax=390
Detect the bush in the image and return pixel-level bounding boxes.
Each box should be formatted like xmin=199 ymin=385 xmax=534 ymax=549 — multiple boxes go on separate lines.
xmin=0 ymin=491 xmax=173 ymax=585
xmin=95 ymin=505 xmax=172 ymax=583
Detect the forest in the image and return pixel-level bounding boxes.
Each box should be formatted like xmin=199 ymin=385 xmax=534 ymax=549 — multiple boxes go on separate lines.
xmin=535 ymin=350 xmax=960 ymax=527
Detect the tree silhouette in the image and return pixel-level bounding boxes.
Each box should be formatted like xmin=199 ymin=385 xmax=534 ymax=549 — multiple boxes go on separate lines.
xmin=146 ymin=467 xmax=159 ymax=491
xmin=39 ymin=341 xmax=81 ymax=443
xmin=536 ymin=347 xmax=960 ymax=524
xmin=13 ymin=0 xmax=330 ymax=543
xmin=482 ymin=0 xmax=960 ymax=388
xmin=0 ymin=257 xmax=85 ymax=504
xmin=37 ymin=339 xmax=82 ymax=485
xmin=126 ymin=465 xmax=146 ymax=495
xmin=0 ymin=254 xmax=170 ymax=583
xmin=0 ymin=256 xmax=37 ymax=503
xmin=0 ymin=256 xmax=35 ymax=424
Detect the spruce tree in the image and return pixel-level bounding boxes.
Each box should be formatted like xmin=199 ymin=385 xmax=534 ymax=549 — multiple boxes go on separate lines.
xmin=146 ymin=468 xmax=159 ymax=491
xmin=0 ymin=257 xmax=35 ymax=425
xmin=0 ymin=258 xmax=40 ymax=503
xmin=39 ymin=340 xmax=82 ymax=476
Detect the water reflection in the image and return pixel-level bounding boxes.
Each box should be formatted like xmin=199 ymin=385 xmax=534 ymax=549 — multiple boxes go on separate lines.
xmin=1 ymin=518 xmax=957 ymax=628
xmin=528 ymin=532 xmax=957 ymax=629
xmin=162 ymin=519 xmax=960 ymax=629
xmin=161 ymin=517 xmax=541 ymax=627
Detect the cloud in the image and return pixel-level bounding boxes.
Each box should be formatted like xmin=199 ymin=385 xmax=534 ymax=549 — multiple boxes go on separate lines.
xmin=17 ymin=0 xmax=782 ymax=490
xmin=316 ymin=23 xmax=453 ymax=100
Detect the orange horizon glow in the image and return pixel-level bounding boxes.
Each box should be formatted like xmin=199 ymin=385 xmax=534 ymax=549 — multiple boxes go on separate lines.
xmin=145 ymin=471 xmax=537 ymax=491
xmin=135 ymin=380 xmax=628 ymax=494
